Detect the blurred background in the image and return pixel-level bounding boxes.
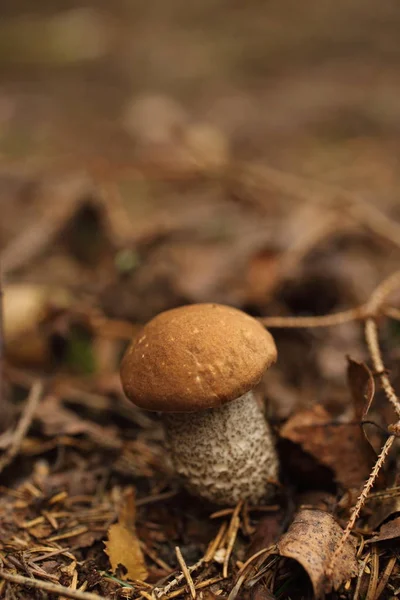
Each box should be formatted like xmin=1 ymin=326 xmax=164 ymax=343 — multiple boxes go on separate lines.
xmin=1 ymin=0 xmax=400 ymax=417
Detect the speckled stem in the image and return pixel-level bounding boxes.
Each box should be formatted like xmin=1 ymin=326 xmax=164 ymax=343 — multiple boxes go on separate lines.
xmin=163 ymin=391 xmax=279 ymax=506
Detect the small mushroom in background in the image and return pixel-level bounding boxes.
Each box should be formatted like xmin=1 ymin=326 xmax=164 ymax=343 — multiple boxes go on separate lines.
xmin=120 ymin=303 xmax=279 ymax=506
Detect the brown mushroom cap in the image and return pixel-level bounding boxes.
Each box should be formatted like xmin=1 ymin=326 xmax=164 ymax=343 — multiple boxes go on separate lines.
xmin=120 ymin=303 xmax=277 ymax=412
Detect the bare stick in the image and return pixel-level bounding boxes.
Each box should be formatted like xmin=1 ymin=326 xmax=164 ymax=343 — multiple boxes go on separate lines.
xmin=175 ymin=547 xmax=196 ymax=600
xmin=0 ymin=380 xmax=43 ymax=474
xmin=0 ymin=569 xmax=109 ymax=600
xmin=258 ymin=305 xmax=366 ymax=328
xmin=223 ymin=500 xmax=243 ymax=579
xmin=152 ymin=558 xmax=204 ymax=599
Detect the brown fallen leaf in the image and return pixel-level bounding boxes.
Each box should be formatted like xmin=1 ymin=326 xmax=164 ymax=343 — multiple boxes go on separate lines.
xmin=104 ymin=488 xmax=148 ymax=581
xmin=370 ymin=515 xmax=400 ymax=543
xmin=347 ymin=357 xmax=382 ymax=457
xmin=280 ymin=403 xmax=374 ymax=489
xmin=277 ymin=509 xmax=358 ymax=598
xmin=347 ymin=357 xmax=375 ymax=419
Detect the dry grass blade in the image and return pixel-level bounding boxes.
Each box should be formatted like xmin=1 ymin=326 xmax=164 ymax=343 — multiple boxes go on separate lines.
xmin=175 ymin=547 xmax=196 ymax=599
xmin=374 ymin=555 xmax=397 ymax=600
xmin=223 ymin=500 xmax=243 ymax=578
xmin=0 ymin=380 xmax=43 ymax=474
xmin=0 ymin=569 xmax=109 ymax=600
xmin=365 ymin=546 xmax=379 ymax=600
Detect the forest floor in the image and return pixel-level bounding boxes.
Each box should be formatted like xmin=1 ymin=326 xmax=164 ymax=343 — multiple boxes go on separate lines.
xmin=1 ymin=2 xmax=400 ymax=599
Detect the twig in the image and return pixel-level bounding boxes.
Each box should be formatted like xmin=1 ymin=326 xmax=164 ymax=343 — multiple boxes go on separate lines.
xmin=353 ymin=553 xmax=370 ymax=600
xmin=223 ymin=500 xmax=243 ymax=579
xmin=0 ymin=569 xmax=109 ymax=600
xmin=258 ymin=305 xmax=366 ymax=328
xmin=0 ymin=380 xmax=43 ymax=474
xmin=374 ymin=555 xmax=397 ymax=600
xmin=365 ymin=545 xmax=379 ymax=600
xmin=152 ymin=558 xmax=204 ymax=599
xmin=166 ymin=576 xmax=224 ymax=600
xmin=175 ymin=547 xmax=196 ymax=600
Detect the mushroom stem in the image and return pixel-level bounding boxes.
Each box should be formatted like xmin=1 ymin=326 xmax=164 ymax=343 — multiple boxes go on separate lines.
xmin=163 ymin=390 xmax=278 ymax=506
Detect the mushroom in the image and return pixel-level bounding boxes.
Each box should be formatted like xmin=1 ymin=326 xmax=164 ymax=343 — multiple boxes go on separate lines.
xmin=120 ymin=303 xmax=279 ymax=505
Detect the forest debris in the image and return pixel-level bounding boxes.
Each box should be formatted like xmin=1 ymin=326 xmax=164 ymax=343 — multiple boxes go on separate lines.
xmin=175 ymin=546 xmax=196 ymax=599
xmin=0 ymin=380 xmax=43 ymax=474
xmin=347 ymin=357 xmax=380 ymax=456
xmin=104 ymin=488 xmax=148 ymax=582
xmin=280 ymin=402 xmax=374 ymax=489
xmin=0 ymin=569 xmax=108 ymax=600
xmin=367 ymin=490 xmax=400 ymax=530
xmin=370 ymin=515 xmax=400 ymax=542
xmin=276 ymin=509 xmax=358 ymax=598
xmin=38 ymin=394 xmax=122 ymax=449
xmin=347 ymin=357 xmax=375 ymax=419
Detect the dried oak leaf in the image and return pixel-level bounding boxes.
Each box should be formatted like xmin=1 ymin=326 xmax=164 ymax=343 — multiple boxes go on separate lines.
xmin=277 ymin=509 xmax=357 ymax=598
xmin=280 ymin=403 xmax=373 ymax=489
xmin=104 ymin=489 xmax=148 ymax=581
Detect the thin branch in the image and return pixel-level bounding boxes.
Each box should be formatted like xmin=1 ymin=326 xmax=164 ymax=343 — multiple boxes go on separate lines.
xmin=0 ymin=569 xmax=109 ymax=600
xmin=223 ymin=500 xmax=243 ymax=579
xmin=258 ymin=305 xmax=366 ymax=328
xmin=0 ymin=380 xmax=43 ymax=474
xmin=175 ymin=547 xmax=196 ymax=600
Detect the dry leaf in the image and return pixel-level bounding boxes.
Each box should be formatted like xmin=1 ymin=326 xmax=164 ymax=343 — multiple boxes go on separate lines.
xmin=347 ymin=357 xmax=375 ymax=420
xmin=368 ymin=494 xmax=400 ymax=530
xmin=347 ymin=357 xmax=381 ymax=456
xmin=280 ymin=403 xmax=374 ymax=489
xmin=104 ymin=489 xmax=148 ymax=581
xmin=370 ymin=515 xmax=400 ymax=542
xmin=277 ymin=509 xmax=357 ymax=598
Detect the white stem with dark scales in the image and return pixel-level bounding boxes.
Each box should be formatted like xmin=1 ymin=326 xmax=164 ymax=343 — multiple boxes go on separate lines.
xmin=163 ymin=391 xmax=278 ymax=505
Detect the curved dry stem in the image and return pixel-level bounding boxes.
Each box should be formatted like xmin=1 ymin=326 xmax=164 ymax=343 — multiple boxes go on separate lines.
xmin=258 ymin=305 xmax=366 ymax=328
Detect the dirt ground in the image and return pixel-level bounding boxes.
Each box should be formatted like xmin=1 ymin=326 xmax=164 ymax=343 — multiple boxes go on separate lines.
xmin=1 ymin=1 xmax=400 ymax=599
